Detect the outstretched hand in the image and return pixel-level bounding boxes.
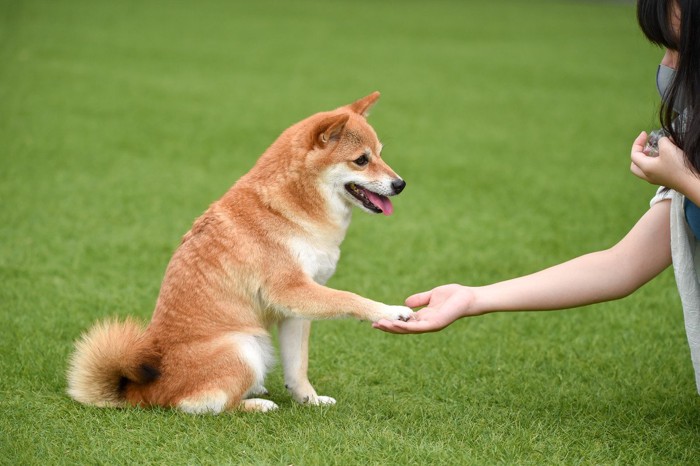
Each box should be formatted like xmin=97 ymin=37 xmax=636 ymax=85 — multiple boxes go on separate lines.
xmin=372 ymin=284 xmax=478 ymax=334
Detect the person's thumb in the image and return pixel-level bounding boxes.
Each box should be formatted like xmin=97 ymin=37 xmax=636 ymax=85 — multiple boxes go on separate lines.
xmin=405 ymin=289 xmax=433 ymax=308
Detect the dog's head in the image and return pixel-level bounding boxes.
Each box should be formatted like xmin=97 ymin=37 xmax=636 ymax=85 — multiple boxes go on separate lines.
xmin=304 ymin=92 xmax=405 ymax=216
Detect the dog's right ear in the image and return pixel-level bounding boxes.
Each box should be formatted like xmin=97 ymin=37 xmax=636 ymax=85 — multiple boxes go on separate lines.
xmin=310 ymin=114 xmax=350 ymax=149
xmin=347 ymin=91 xmax=380 ymax=118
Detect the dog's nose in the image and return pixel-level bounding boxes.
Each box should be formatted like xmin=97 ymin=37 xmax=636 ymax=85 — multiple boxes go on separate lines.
xmin=392 ymin=179 xmax=406 ymax=195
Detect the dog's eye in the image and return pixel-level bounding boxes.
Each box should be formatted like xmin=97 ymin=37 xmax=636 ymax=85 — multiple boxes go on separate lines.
xmin=354 ymin=154 xmax=369 ymax=166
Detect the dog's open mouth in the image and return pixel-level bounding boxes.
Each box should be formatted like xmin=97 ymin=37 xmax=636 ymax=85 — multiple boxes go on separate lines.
xmin=345 ymin=183 xmax=393 ymax=216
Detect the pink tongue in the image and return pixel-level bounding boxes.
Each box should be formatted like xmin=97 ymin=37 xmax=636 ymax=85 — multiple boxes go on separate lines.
xmin=365 ymin=190 xmax=393 ymax=216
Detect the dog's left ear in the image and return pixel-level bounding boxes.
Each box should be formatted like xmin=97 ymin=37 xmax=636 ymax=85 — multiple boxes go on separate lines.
xmin=311 ymin=113 xmax=350 ymax=149
xmin=347 ymin=91 xmax=380 ymax=118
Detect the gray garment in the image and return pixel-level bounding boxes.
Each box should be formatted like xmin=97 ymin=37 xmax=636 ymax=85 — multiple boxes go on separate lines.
xmin=653 ymin=188 xmax=700 ymax=393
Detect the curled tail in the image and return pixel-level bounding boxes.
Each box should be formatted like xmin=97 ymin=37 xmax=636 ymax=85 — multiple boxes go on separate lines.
xmin=66 ymin=318 xmax=160 ymax=407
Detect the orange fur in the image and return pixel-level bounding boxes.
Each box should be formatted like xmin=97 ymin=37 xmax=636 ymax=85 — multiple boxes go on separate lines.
xmin=66 ymin=92 xmax=411 ymax=413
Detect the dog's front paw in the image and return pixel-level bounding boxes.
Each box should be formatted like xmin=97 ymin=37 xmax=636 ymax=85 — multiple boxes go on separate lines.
xmin=303 ymin=395 xmax=336 ymax=406
xmin=374 ymin=305 xmax=413 ymax=323
xmin=289 ymin=389 xmax=337 ymax=406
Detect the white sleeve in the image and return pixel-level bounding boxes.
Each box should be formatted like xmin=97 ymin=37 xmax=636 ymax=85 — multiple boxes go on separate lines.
xmin=650 ymin=186 xmax=674 ymax=207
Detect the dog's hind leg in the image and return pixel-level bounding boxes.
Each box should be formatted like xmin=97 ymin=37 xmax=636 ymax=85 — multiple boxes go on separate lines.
xmin=177 ymin=389 xmax=231 ymax=414
xmin=178 ymin=384 xmax=278 ymax=414
xmin=278 ymin=317 xmax=335 ymax=406
xmin=172 ymin=334 xmax=277 ymax=414
xmin=239 ymin=398 xmax=278 ymax=412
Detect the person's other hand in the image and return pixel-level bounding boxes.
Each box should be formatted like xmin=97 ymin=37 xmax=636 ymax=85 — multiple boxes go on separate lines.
xmin=631 ymin=131 xmax=692 ymax=192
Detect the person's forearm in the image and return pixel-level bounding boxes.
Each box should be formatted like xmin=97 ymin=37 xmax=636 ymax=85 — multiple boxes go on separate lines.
xmin=472 ymin=201 xmax=672 ymax=314
xmin=475 ymin=250 xmax=649 ymax=313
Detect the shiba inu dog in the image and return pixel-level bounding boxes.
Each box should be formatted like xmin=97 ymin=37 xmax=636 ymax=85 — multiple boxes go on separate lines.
xmin=67 ymin=92 xmax=412 ymax=413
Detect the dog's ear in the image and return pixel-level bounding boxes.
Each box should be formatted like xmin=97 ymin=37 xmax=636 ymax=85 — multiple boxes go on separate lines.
xmin=310 ymin=113 xmax=350 ymax=148
xmin=347 ymin=91 xmax=380 ymax=118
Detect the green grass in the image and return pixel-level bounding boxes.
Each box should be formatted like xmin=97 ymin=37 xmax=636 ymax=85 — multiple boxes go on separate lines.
xmin=2 ymin=0 xmax=700 ymax=464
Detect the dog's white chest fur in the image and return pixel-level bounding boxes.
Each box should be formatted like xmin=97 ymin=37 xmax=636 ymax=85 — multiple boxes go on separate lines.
xmin=287 ymin=236 xmax=341 ymax=285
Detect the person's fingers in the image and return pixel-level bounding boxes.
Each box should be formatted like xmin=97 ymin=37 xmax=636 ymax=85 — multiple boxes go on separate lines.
xmin=630 ymin=147 xmax=653 ymax=181
xmin=632 ymin=131 xmax=647 ymax=153
xmin=372 ymin=319 xmax=408 ymax=333
xmin=373 ymin=318 xmax=417 ymax=331
xmin=372 ymin=318 xmax=441 ymax=334
xmin=405 ymin=289 xmax=433 ymax=308
xmin=630 ymin=148 xmax=648 ymax=165
xmin=630 ymin=161 xmax=648 ymax=180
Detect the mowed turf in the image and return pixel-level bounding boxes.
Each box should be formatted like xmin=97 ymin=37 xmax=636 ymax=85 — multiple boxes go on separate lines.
xmin=2 ymin=0 xmax=700 ymax=464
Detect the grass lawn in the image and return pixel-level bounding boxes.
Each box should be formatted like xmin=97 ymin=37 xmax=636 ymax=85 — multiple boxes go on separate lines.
xmin=2 ymin=0 xmax=700 ymax=463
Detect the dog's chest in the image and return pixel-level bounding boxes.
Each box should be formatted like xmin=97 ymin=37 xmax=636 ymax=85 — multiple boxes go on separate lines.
xmin=286 ymin=236 xmax=341 ymax=285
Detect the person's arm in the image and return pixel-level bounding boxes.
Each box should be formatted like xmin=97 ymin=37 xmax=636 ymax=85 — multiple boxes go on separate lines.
xmin=373 ymin=199 xmax=671 ymax=334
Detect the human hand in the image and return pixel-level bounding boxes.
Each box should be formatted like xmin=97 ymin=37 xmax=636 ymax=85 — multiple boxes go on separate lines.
xmin=372 ymin=284 xmax=479 ymax=334
xmin=630 ymin=131 xmax=693 ymax=192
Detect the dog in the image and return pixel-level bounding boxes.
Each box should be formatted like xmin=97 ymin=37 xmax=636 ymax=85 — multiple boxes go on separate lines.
xmin=67 ymin=92 xmax=412 ymax=414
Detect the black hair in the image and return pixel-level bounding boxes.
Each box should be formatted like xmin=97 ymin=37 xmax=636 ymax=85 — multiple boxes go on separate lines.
xmin=638 ymin=0 xmax=700 ymax=173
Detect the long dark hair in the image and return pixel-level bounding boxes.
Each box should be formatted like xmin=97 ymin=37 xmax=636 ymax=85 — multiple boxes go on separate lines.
xmin=638 ymin=0 xmax=700 ymax=173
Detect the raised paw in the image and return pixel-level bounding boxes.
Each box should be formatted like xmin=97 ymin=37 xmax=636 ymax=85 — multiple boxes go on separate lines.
xmin=375 ymin=304 xmax=413 ymax=323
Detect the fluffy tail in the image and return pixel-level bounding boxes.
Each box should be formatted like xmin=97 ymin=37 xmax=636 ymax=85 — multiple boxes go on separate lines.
xmin=66 ymin=318 xmax=160 ymax=407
